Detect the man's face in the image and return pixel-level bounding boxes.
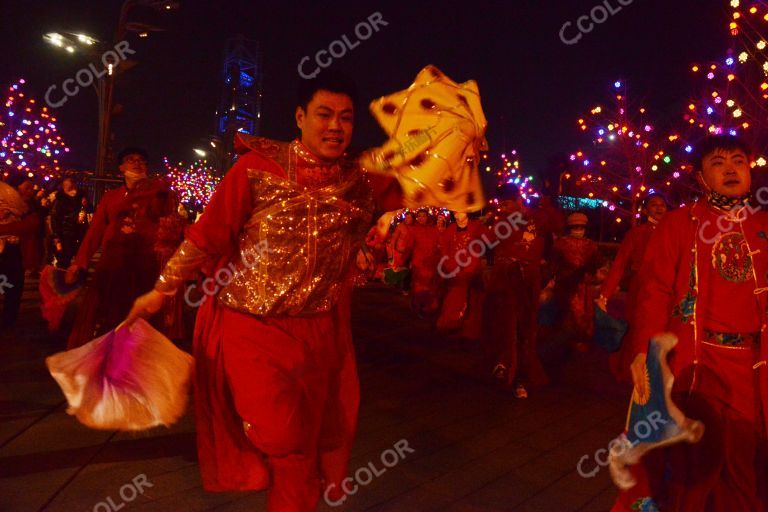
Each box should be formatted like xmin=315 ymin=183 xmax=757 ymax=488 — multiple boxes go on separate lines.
xmin=698 ymin=148 xmax=751 ymax=197
xmin=119 ymin=153 xmax=148 ymax=176
xmin=296 ymin=90 xmax=353 ymax=162
xmin=416 ymin=212 xmax=428 ymax=225
xmin=18 ymin=181 xmax=34 ymax=201
xmin=62 ymin=179 xmax=76 ymax=195
xmin=404 ymin=213 xmax=414 ymax=225
xmin=644 ymin=197 xmax=667 ymax=221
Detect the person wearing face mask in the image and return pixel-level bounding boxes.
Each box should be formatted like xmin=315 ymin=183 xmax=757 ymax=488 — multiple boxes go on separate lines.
xmin=50 ymin=178 xmax=89 ymax=269
xmin=65 ymin=147 xmax=185 ymax=348
xmin=550 ymin=211 xmax=602 ymax=353
xmin=596 ymin=193 xmax=668 ymax=382
xmin=612 ymin=135 xmax=768 ymax=511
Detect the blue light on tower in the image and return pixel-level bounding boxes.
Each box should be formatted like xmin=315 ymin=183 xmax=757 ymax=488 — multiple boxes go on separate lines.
xmin=217 ymin=36 xmax=262 ymax=139
xmin=614 ymin=80 xmax=622 ymax=88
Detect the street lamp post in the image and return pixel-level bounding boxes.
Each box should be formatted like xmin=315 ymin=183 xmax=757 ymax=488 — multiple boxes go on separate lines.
xmin=44 ymin=1 xmax=178 ymax=201
xmin=95 ymin=61 xmax=115 ymax=189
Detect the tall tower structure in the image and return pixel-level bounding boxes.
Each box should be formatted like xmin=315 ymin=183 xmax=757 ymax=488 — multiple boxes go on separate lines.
xmin=214 ymin=35 xmax=262 ymax=172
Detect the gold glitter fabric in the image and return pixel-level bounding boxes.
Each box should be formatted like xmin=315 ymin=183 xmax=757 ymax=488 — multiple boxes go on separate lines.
xmin=155 ymin=239 xmax=208 ymax=294
xmin=157 ymin=138 xmax=374 ymax=316
xmin=359 ymin=65 xmax=487 ymax=212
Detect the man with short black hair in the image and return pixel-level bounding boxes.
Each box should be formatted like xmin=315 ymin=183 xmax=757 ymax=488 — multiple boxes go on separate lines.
xmin=598 ymin=193 xmax=668 ymax=382
xmin=125 ymin=72 xmax=400 ymax=511
xmin=66 ymin=147 xmax=184 ymax=347
xmin=614 ymin=135 xmax=768 ymax=510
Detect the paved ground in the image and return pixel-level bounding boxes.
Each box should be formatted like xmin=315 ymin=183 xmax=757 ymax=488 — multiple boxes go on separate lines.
xmin=0 ymin=277 xmax=631 ymax=512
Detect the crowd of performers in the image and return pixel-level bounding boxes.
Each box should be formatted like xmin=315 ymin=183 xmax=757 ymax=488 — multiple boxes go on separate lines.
xmin=0 ymin=69 xmax=766 ymax=511
xmin=360 ymin=194 xmax=573 ymax=397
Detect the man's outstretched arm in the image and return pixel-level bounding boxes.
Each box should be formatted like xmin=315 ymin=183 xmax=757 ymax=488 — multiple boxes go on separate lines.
xmin=124 ymin=152 xmax=262 ymax=326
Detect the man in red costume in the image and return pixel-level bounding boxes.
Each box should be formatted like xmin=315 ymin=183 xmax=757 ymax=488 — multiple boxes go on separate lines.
xmin=483 ymin=188 xmax=548 ymax=397
xmin=597 ymin=193 xmax=668 ymax=382
xmin=614 ymin=135 xmax=768 ymax=510
xmin=390 ymin=210 xmax=414 ymax=269
xmin=66 ymin=148 xmax=185 ymax=347
xmin=436 ymin=211 xmax=487 ymax=344
xmin=125 ymin=73 xmax=401 ymax=512
xmin=363 ymin=224 xmax=388 ymax=281
xmin=409 ymin=208 xmax=441 ymax=316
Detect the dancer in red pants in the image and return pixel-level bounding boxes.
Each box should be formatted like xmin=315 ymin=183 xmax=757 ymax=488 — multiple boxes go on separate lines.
xmin=125 ymin=73 xmax=401 ymax=512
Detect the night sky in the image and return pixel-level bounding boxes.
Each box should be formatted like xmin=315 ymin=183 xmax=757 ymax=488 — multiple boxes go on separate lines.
xmin=1 ymin=0 xmax=727 ymax=176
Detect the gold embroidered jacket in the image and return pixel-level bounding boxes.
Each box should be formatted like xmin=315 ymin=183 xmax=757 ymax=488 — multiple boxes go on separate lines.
xmin=156 ymin=138 xmax=374 ymax=316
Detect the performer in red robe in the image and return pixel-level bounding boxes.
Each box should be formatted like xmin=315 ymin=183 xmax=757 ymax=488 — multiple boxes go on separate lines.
xmin=408 ymin=208 xmax=441 ymax=315
xmin=436 ymin=212 xmax=487 ymax=343
xmin=390 ymin=211 xmax=414 ymax=268
xmin=436 ymin=212 xmax=448 ymax=234
xmin=613 ymin=135 xmax=768 ymax=511
xmin=65 ymin=148 xmax=185 ymax=348
xmin=597 ymin=194 xmax=668 ymax=382
xmin=363 ymin=224 xmax=388 ymax=281
xmin=483 ymin=190 xmax=548 ymax=397
xmin=124 ymin=74 xmax=401 ymax=512
xmin=551 ymin=212 xmax=602 ymax=352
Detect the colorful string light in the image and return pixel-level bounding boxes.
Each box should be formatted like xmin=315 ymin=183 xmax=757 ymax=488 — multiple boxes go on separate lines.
xmin=1 ymin=79 xmax=70 ymax=182
xmin=163 ymin=157 xmax=220 ymax=210
xmin=684 ymin=1 xmax=768 ymax=165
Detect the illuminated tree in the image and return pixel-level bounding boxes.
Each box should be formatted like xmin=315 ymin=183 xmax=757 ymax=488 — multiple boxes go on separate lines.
xmin=163 ymin=157 xmax=221 ymax=211
xmin=682 ymin=1 xmax=768 ymax=164
xmin=0 ymin=79 xmax=70 ymax=182
xmin=561 ymin=81 xmax=692 ymax=225
xmin=483 ymin=149 xmax=539 ymax=204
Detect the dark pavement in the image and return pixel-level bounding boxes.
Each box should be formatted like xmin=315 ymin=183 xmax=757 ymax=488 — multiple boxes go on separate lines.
xmin=0 ymin=277 xmax=630 ymax=512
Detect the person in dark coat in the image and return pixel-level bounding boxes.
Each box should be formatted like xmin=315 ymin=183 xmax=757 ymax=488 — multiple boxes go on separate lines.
xmin=50 ymin=178 xmax=89 ymax=268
